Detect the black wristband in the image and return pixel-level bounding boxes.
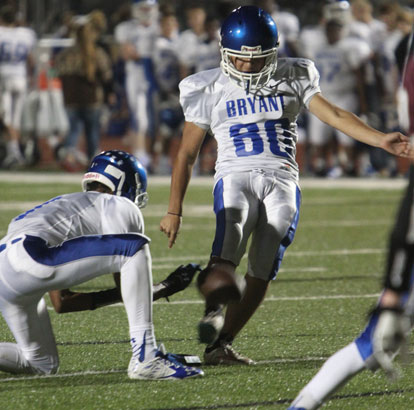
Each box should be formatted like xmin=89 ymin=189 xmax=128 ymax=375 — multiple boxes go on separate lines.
xmin=168 ymin=212 xmax=182 ymax=217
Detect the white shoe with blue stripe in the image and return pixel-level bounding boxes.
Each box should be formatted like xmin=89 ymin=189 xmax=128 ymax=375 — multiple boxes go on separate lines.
xmin=128 ymin=347 xmax=204 ymax=380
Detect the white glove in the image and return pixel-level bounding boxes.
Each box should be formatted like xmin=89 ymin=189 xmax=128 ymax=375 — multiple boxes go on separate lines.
xmin=373 ymin=308 xmax=411 ymax=380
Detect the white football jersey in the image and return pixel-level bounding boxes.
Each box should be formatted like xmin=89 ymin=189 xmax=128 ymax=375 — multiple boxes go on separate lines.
xmin=153 ymin=35 xmax=181 ymax=94
xmin=348 ymin=18 xmax=386 ymax=53
xmin=179 ymin=58 xmax=321 ymax=181
xmin=0 ymin=26 xmax=36 ymax=78
xmin=114 ymin=19 xmax=158 ymax=78
xmin=377 ymin=28 xmax=403 ymax=97
xmin=272 ymin=10 xmax=300 ymax=57
xmin=298 ymin=25 xmax=326 ymax=59
xmin=312 ymin=36 xmax=371 ymax=99
xmin=195 ymin=39 xmax=220 ymax=73
xmin=1 ymin=192 xmax=144 ymax=246
xmin=176 ymin=29 xmax=220 ymax=73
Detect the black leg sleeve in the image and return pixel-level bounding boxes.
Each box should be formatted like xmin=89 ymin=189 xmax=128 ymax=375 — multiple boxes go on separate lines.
xmin=384 ymin=165 xmax=414 ymax=292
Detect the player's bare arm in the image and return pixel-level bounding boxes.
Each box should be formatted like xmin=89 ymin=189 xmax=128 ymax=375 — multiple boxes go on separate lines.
xmin=160 ymin=121 xmax=206 ymax=248
xmin=309 ymin=93 xmax=413 ymax=158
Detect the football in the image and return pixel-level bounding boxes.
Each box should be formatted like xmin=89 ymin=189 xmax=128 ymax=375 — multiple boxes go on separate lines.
xmin=198 ymin=266 xmax=246 ymax=305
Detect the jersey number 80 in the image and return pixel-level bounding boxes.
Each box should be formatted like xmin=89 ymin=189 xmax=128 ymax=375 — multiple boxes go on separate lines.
xmin=229 ymin=119 xmax=293 ymax=158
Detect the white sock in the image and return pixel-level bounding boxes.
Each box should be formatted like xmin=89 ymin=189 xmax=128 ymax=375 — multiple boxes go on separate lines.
xmin=290 ymin=342 xmax=365 ymax=409
xmin=130 ymin=324 xmax=157 ymax=362
xmin=121 ymin=247 xmax=157 ymax=362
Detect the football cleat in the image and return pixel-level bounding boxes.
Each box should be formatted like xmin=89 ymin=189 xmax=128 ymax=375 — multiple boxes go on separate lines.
xmin=198 ymin=305 xmax=224 ymax=345
xmin=153 ymin=263 xmax=201 ymax=301
xmin=128 ymin=347 xmax=204 ymax=380
xmin=204 ymin=342 xmax=256 ymax=366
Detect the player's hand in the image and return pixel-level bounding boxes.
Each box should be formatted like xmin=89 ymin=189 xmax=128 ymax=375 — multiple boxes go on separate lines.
xmin=380 ymin=132 xmax=414 ymax=159
xmin=373 ymin=307 xmax=411 ymax=380
xmin=160 ymin=213 xmax=182 ymax=248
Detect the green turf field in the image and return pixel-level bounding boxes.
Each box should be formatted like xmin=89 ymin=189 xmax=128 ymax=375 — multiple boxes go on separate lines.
xmin=0 ymin=175 xmax=412 ymax=410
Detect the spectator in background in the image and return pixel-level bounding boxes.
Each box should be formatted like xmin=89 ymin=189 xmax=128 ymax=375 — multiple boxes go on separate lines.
xmin=114 ymin=0 xmax=159 ymax=171
xmin=308 ymin=18 xmax=371 ymax=177
xmin=152 ymin=11 xmax=183 ymax=174
xmin=347 ymin=0 xmax=388 ymax=176
xmin=54 ymin=13 xmax=114 ymax=172
xmin=175 ymin=4 xmax=221 ymax=175
xmin=195 ymin=15 xmax=221 ymax=175
xmin=255 ymin=0 xmax=300 ymax=57
xmin=176 ymin=4 xmax=209 ymax=78
xmin=0 ymin=5 xmax=36 ymax=168
xmin=196 ymin=15 xmax=221 ymax=73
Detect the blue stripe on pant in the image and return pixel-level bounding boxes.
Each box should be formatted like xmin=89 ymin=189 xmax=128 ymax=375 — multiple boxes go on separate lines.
xmin=270 ymin=185 xmax=301 ymax=280
xmin=23 ymin=234 xmax=149 ymax=266
xmin=212 ymin=179 xmax=225 ymax=257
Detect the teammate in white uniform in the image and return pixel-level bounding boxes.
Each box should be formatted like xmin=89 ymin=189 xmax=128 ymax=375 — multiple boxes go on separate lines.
xmin=0 ymin=150 xmax=203 ymax=380
xmin=308 ymin=19 xmax=371 ymax=176
xmin=256 ymin=0 xmax=300 ymax=57
xmin=176 ymin=5 xmax=220 ymax=77
xmin=114 ymin=0 xmax=159 ymax=168
xmin=152 ymin=12 xmax=182 ymax=174
xmin=0 ymin=6 xmax=36 ymax=168
xmin=159 ymin=6 xmax=412 ymax=366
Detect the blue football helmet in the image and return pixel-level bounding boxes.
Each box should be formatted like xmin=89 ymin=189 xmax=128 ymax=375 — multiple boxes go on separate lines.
xmin=82 ymin=150 xmax=149 ymax=208
xmin=220 ymin=6 xmax=279 ymax=93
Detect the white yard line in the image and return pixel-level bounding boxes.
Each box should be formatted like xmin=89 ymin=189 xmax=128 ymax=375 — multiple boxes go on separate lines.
xmin=44 ymin=293 xmax=379 ymax=310
xmin=0 ymin=172 xmax=408 ymax=189
xmin=144 ymin=220 xmax=391 ymax=231
xmin=0 ymin=355 xmax=332 ymax=382
xmin=149 ymin=248 xmax=384 ymax=264
xmin=152 ymin=264 xmax=327 ymax=272
xmin=149 ymin=293 xmax=380 ymax=305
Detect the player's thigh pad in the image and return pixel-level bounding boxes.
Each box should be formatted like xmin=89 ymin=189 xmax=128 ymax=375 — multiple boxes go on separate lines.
xmin=248 ymin=175 xmax=301 ymax=280
xmin=211 ymin=173 xmax=260 ymax=266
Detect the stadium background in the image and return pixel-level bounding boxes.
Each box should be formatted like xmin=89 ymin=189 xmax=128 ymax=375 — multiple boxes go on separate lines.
xmin=8 ymin=0 xmax=414 ymax=34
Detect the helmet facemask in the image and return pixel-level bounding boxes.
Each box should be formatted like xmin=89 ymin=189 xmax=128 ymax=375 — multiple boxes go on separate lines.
xmin=134 ymin=173 xmax=149 ymax=208
xmin=220 ymin=44 xmax=278 ymax=93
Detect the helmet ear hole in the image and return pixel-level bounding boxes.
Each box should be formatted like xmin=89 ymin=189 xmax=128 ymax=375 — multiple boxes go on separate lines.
xmin=85 ymin=181 xmax=113 ymax=194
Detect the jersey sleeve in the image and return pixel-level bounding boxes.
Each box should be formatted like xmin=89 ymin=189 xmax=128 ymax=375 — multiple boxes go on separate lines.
xmin=292 ymin=58 xmax=321 ymax=109
xmin=179 ymin=70 xmax=220 ymax=127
